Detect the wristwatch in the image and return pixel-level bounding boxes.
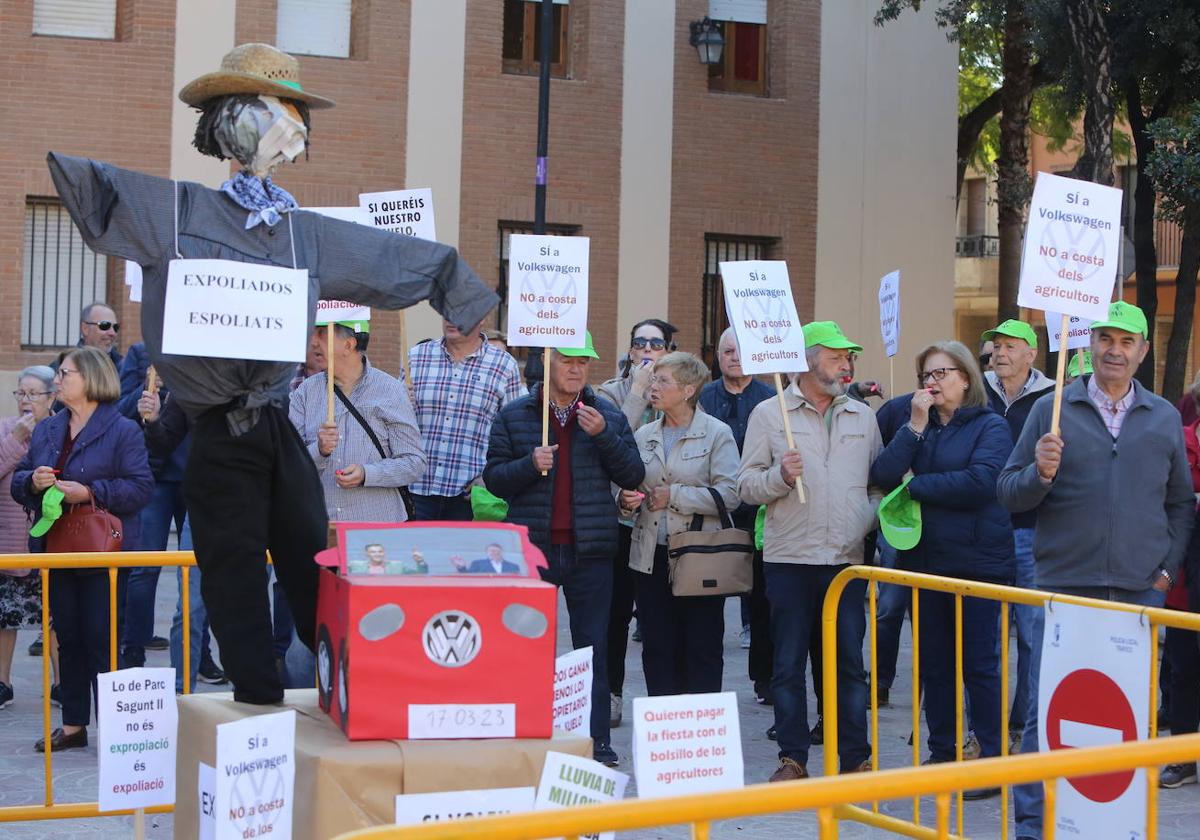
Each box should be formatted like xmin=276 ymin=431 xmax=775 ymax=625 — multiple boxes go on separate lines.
xmin=1159 ymin=568 xmax=1174 ymax=587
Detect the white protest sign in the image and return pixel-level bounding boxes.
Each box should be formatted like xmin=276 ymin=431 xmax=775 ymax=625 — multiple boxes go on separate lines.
xmin=1045 ymin=310 xmax=1093 ymax=353
xmin=878 ymin=270 xmax=901 ymax=357
xmin=359 ymin=189 xmax=437 ymax=241
xmin=1018 ymin=172 xmax=1123 ymax=321
xmin=719 ymin=261 xmax=806 ymax=375
xmin=199 ymin=763 xmax=216 ymax=840
xmin=96 ymin=667 xmax=177 ymax=812
xmin=534 ymin=751 xmax=629 ymax=840
xmin=315 ymin=299 xmax=371 ymax=326
xmin=553 ymin=646 xmax=593 ymax=738
xmin=1038 ymin=602 xmax=1150 ymax=838
xmin=125 ymin=261 xmax=143 ymax=303
xmin=632 ymin=692 xmax=744 ymax=799
xmin=394 ymin=787 xmax=535 ymax=827
xmin=162 ymin=259 xmax=309 ymax=363
xmin=214 ymin=709 xmax=296 ymax=840
xmin=505 ymin=235 xmax=589 ymax=349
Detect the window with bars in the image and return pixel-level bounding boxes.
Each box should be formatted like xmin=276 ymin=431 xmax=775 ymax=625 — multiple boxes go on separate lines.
xmin=702 ymin=234 xmax=777 ymax=365
xmin=497 ymin=221 xmax=581 ymax=329
xmin=22 ymin=199 xmax=109 ymax=349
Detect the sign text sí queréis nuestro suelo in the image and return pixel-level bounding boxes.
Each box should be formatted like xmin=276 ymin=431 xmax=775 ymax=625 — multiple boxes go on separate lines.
xmin=364 ymin=193 xmax=426 ymax=229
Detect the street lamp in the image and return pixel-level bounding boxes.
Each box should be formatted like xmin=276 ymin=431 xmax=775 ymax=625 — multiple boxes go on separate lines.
xmin=688 ymin=17 xmax=725 ymax=66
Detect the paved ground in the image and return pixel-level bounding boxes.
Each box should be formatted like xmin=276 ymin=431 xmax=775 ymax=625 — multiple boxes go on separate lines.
xmin=0 ymin=576 xmax=1196 ymax=839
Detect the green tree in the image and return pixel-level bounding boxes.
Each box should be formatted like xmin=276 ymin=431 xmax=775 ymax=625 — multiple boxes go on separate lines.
xmin=1146 ymin=103 xmax=1200 ymax=403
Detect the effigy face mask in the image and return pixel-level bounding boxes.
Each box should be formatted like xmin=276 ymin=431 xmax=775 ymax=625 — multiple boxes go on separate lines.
xmin=213 ymin=95 xmax=308 ymax=177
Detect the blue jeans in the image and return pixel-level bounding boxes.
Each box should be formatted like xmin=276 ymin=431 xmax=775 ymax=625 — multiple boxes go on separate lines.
xmin=765 ymin=563 xmax=869 ymax=770
xmin=874 ymin=541 xmax=909 ymax=690
xmin=122 ymin=481 xmax=187 ymax=664
xmin=410 ymin=492 xmax=473 ymax=522
xmin=921 ymin=591 xmax=1002 ymax=761
xmin=169 ymin=518 xmax=206 ymax=692
xmin=541 ymin=545 xmax=612 ymax=747
xmin=1009 ymin=528 xmax=1037 ymax=732
xmin=1014 ymin=585 xmax=1167 ymax=839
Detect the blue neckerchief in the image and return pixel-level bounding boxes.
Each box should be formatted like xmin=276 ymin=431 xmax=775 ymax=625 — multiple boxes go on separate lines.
xmin=220 ymin=170 xmax=298 ymax=230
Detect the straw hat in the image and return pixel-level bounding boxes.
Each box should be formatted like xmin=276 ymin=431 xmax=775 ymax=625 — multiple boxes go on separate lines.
xmin=179 ymin=43 xmax=335 ymax=110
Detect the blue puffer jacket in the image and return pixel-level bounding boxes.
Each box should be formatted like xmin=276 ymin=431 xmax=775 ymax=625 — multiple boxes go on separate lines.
xmin=484 ymin=383 xmax=645 ymax=561
xmin=870 ymin=404 xmax=1015 ymax=583
xmin=12 ymin=401 xmax=154 ymax=555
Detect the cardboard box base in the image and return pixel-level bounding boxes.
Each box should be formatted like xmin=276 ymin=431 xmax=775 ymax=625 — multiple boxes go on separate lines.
xmin=174 ymin=688 xmax=591 ymax=839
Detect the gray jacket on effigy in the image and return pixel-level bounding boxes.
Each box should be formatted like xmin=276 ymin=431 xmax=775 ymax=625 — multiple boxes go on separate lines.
xmin=46 ymin=152 xmax=496 ymax=430
xmin=996 ymin=375 xmax=1194 ymax=591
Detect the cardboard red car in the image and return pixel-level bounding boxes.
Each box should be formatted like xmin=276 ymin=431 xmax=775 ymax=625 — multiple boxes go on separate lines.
xmin=315 ymin=521 xmax=556 ymax=741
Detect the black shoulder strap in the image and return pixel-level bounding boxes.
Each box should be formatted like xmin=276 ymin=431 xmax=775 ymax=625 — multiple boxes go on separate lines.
xmin=688 ymin=487 xmax=735 ymax=531
xmin=332 ymin=384 xmax=387 ymax=461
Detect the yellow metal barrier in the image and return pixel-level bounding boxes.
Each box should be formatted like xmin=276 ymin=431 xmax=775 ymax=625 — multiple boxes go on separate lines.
xmin=820 ymin=566 xmax=1200 ymax=840
xmin=333 ymin=732 xmax=1200 ymax=840
xmin=0 ymin=550 xmax=196 ymax=825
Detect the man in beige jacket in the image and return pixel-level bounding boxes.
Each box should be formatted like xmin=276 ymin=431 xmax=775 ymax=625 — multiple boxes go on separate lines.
xmin=738 ymin=321 xmax=882 ymax=783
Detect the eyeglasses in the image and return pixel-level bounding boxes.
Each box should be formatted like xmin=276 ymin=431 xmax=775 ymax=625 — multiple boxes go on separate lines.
xmin=56 ymin=368 xmax=79 ymax=378
xmin=918 ymin=367 xmax=961 ymax=384
xmin=83 ymin=320 xmax=120 ymax=332
xmin=631 ymin=337 xmax=667 ymax=350
xmin=12 ymin=390 xmax=51 ymax=400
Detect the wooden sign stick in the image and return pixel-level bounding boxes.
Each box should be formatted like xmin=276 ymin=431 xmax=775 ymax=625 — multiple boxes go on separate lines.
xmin=541 ymin=374 xmax=551 ymax=476
xmin=889 ymin=356 xmax=894 ymax=401
xmin=140 ymin=366 xmax=159 ymax=421
xmin=773 ymin=372 xmax=807 ymax=503
xmin=326 ymin=325 xmax=336 ymax=426
xmin=1050 ymin=313 xmax=1070 ymax=435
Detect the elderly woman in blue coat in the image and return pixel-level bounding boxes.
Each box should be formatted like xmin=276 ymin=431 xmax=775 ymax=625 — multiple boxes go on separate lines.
xmin=870 ymin=340 xmax=1015 ymax=790
xmin=12 ymin=346 xmax=153 ymax=752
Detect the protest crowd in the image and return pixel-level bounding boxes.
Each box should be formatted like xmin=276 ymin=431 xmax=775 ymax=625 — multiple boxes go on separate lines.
xmin=1 ymin=40 xmax=1197 ymax=840
xmin=3 ymin=290 xmax=1198 ymax=830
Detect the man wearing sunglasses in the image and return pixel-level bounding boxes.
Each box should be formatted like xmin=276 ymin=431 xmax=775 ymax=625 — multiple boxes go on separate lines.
xmin=50 ymin=302 xmax=123 ymax=372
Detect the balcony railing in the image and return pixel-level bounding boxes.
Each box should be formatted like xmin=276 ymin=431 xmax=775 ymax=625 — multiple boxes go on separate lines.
xmin=955 ymin=234 xmax=999 ymax=258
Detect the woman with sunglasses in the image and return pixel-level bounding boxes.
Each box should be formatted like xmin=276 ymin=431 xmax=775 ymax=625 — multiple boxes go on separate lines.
xmin=598 ymin=318 xmax=677 ymax=728
xmin=0 ymin=366 xmax=61 ymax=709
xmin=869 ymin=340 xmax=1015 ymax=794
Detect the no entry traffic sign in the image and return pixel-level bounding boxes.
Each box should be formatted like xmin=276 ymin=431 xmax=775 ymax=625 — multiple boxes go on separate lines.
xmin=1045 ymin=668 xmax=1137 ymax=802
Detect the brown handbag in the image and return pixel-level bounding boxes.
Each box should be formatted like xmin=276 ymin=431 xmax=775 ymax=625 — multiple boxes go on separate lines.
xmin=46 ymin=495 xmax=124 ymax=554
xmin=666 ymin=487 xmax=754 ymax=597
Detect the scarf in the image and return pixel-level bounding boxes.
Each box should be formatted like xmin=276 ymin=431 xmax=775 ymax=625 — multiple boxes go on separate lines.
xmin=220 ymin=170 xmax=299 ymax=230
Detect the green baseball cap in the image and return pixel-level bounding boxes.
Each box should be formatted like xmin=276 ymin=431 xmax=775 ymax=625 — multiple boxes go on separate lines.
xmin=981 ymin=319 xmax=1037 ymax=349
xmin=1090 ymin=301 xmax=1149 ymax=338
xmin=555 ymin=330 xmax=599 ymax=360
xmin=29 ymin=486 xmax=65 ymax=539
xmin=1066 ymin=351 xmax=1093 ymax=379
xmin=878 ymin=476 xmax=921 ymax=551
xmin=803 ymin=321 xmax=863 ymax=353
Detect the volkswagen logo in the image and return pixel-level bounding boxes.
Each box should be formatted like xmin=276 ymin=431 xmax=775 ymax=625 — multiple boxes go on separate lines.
xmin=422 ymin=610 xmax=482 ymax=668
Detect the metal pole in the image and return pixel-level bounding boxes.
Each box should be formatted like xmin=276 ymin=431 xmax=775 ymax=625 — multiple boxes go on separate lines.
xmin=525 ymin=0 xmax=554 ymax=386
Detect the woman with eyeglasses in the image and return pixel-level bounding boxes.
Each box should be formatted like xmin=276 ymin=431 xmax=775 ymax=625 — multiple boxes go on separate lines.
xmin=598 ymin=318 xmax=678 ymax=728
xmin=12 ymin=347 xmax=152 ymax=751
xmin=869 ymin=341 xmax=1015 ymax=790
xmin=0 ymin=366 xmax=60 ymax=709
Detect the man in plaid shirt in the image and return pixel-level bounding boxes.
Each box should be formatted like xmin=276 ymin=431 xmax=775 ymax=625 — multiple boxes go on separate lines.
xmin=409 ymin=318 xmax=525 ymax=520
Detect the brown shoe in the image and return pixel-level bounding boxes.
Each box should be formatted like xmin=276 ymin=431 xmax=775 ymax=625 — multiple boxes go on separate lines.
xmin=769 ymin=757 xmax=809 ymax=782
xmin=842 ymin=759 xmax=873 ymax=774
xmin=35 ymin=727 xmax=88 ymax=752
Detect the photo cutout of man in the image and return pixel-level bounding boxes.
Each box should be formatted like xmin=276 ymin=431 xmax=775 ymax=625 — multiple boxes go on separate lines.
xmin=451 ymin=542 xmax=521 ymax=575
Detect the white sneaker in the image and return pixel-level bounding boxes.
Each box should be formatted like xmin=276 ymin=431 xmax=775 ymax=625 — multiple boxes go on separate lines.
xmin=740 ymin=625 xmax=751 ymax=649
xmin=609 ymin=693 xmax=622 ymax=727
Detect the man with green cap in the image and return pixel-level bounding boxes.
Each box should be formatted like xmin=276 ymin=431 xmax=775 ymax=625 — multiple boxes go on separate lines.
xmin=290 ymin=320 xmax=426 ymax=524
xmin=999 ymin=300 xmax=1195 ymax=837
xmin=485 ymin=331 xmax=644 ymax=767
xmin=738 ymin=321 xmax=882 ymax=782
xmin=979 ymin=317 xmax=1054 ymax=744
